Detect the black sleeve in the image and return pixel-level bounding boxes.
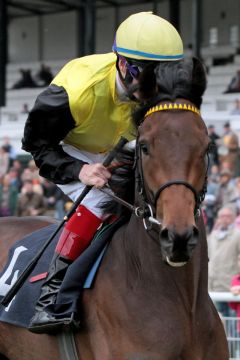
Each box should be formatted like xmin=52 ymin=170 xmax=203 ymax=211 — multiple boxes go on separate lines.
xmin=22 ymin=84 xmax=87 ymax=184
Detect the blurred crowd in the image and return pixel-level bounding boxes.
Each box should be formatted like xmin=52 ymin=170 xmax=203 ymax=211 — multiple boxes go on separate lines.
xmin=11 ymin=64 xmax=54 ymax=90
xmin=205 ymin=121 xmax=240 ymax=327
xmin=0 ymin=136 xmax=70 ymax=220
xmin=204 ymin=121 xmax=240 ymax=232
xmin=224 ymin=70 xmax=240 ymax=94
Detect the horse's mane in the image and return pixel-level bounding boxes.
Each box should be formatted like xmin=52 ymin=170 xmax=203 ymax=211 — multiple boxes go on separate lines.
xmin=133 ymin=57 xmax=207 ymax=126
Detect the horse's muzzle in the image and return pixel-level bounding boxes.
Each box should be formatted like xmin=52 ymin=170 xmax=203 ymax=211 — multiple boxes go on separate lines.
xmin=160 ymin=225 xmax=199 ymax=267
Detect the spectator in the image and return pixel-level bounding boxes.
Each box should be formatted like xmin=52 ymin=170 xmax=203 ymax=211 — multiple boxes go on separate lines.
xmin=0 ymin=174 xmax=18 ymax=217
xmin=222 ymin=122 xmax=239 ymax=151
xmin=17 ymin=179 xmax=46 ymax=216
xmin=221 ymin=159 xmax=234 ymax=173
xmin=220 ymin=122 xmax=239 ymax=175
xmin=235 ymin=214 xmax=240 ymax=229
xmin=11 ymin=69 xmax=38 ymax=89
xmin=11 ymin=159 xmax=23 ymax=178
xmin=230 ymin=177 xmax=240 ymax=214
xmin=21 ymin=159 xmax=44 ymax=195
xmin=21 ymin=103 xmax=30 ymax=114
xmin=2 ymin=136 xmax=16 ymax=168
xmin=0 ymin=146 xmax=10 ymax=177
xmin=224 ymin=70 xmax=240 ymax=94
xmin=203 ymin=194 xmax=217 ymax=233
xmin=21 ymin=168 xmax=42 ymax=195
xmin=204 ymin=172 xmax=220 ymax=233
xmin=230 ymin=99 xmax=240 ymax=115
xmin=209 ymin=163 xmax=221 ymax=180
xmin=210 ymin=163 xmax=220 ymax=174
xmin=21 ymin=167 xmax=32 ymax=183
xmin=28 ymin=159 xmax=42 ymax=181
xmin=208 ymin=125 xmax=220 ymax=166
xmin=230 ymin=255 xmax=240 ymax=315
xmin=42 ymin=178 xmax=68 ymax=219
xmin=42 ymin=178 xmax=59 ymax=212
xmin=35 ymin=64 xmax=53 ymax=87
xmin=8 ymin=167 xmax=22 ymax=191
xmin=208 ymin=206 xmax=240 ymax=317
xmin=216 ymin=168 xmax=238 ymax=208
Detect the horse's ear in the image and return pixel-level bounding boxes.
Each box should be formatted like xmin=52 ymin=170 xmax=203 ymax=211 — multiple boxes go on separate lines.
xmin=188 ymin=57 xmax=207 ymax=108
xmin=191 ymin=57 xmax=207 ymax=104
xmin=138 ymin=63 xmax=157 ymax=101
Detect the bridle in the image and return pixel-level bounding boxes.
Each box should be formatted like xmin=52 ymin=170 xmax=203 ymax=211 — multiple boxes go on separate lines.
xmin=154 ymin=180 xmax=207 ymax=216
xmin=100 ymin=102 xmax=208 ymax=230
xmin=135 ymin=102 xmax=208 ymax=226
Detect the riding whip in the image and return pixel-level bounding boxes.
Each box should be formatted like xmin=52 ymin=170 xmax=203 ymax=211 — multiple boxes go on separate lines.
xmin=1 ymin=136 xmax=128 ymax=307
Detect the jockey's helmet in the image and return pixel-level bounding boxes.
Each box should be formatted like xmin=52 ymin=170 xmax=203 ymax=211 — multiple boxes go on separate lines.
xmin=112 ymin=11 xmax=184 ymax=62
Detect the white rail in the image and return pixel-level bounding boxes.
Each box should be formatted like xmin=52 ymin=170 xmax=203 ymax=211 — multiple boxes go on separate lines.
xmin=209 ymin=292 xmax=240 ymax=359
xmin=210 ymin=292 xmax=240 ymax=302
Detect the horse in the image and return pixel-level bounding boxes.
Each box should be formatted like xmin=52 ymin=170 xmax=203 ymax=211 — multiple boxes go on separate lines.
xmin=0 ymin=58 xmax=228 ymax=359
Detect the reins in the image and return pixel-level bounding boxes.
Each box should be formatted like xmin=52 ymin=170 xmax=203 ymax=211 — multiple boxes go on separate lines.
xmin=99 ymin=186 xmax=160 ymax=227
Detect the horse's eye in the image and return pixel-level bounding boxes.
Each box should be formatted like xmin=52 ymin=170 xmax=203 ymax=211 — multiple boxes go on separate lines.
xmin=140 ymin=143 xmax=149 ymax=155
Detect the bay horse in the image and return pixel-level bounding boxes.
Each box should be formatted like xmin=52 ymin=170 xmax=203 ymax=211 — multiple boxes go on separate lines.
xmin=0 ymin=58 xmax=228 ymax=359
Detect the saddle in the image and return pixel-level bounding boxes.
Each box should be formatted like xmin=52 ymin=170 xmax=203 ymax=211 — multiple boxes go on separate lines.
xmin=0 ymin=217 xmax=125 ymax=329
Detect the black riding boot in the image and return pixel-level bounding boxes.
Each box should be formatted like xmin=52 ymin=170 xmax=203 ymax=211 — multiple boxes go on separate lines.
xmin=28 ymin=254 xmax=80 ymax=334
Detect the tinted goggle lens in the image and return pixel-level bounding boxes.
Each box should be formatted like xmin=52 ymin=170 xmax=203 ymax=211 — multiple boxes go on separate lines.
xmin=126 ymin=63 xmax=143 ymax=79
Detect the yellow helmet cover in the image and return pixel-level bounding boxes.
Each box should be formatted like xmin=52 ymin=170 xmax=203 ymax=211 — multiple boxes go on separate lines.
xmin=113 ymin=12 xmax=184 ymax=61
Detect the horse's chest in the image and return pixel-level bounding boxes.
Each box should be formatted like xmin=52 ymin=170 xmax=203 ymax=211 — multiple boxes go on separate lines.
xmin=88 ymin=307 xmax=219 ymax=360
xmin=85 ymin=318 xmax=186 ymax=360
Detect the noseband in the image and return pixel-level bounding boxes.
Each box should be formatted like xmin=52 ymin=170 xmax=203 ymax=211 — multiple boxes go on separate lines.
xmin=153 ymin=179 xmax=207 ymax=217
xmin=136 ymin=102 xmax=208 ymax=220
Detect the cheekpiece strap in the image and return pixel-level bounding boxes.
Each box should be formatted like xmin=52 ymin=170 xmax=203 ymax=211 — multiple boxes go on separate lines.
xmin=144 ymin=103 xmax=201 ymax=118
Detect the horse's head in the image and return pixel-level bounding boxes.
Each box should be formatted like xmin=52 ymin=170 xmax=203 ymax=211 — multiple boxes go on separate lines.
xmin=135 ymin=58 xmax=209 ymax=267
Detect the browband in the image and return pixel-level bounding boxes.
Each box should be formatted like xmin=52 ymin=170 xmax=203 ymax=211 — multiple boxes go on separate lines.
xmin=144 ymin=103 xmax=201 ymax=118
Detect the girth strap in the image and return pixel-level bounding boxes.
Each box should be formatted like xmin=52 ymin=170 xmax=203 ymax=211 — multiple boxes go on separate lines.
xmin=57 ymin=332 xmax=79 ymax=360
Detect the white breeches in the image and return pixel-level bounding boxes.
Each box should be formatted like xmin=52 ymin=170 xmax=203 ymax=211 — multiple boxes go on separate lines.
xmin=57 ymin=144 xmax=112 ymax=218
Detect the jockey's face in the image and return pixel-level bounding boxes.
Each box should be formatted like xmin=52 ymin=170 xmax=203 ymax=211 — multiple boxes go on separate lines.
xmin=118 ymin=57 xmax=141 ymax=100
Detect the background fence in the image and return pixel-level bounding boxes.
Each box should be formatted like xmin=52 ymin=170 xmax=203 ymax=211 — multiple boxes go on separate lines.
xmin=210 ymin=292 xmax=240 ymax=360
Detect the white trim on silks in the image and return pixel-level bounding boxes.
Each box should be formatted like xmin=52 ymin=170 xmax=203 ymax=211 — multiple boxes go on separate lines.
xmin=57 ymin=144 xmax=112 ymax=218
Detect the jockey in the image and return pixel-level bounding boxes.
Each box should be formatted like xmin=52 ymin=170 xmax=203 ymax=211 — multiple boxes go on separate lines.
xmin=22 ymin=11 xmax=183 ymax=333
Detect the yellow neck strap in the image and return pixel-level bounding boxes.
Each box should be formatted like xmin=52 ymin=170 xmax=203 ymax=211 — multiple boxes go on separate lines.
xmin=144 ymin=103 xmax=201 ymax=118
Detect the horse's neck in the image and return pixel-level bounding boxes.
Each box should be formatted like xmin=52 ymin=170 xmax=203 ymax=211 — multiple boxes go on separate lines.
xmin=111 ymin=214 xmax=208 ymax=311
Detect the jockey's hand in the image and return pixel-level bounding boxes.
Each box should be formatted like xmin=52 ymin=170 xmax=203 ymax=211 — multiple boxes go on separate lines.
xmin=79 ymin=163 xmax=111 ymax=188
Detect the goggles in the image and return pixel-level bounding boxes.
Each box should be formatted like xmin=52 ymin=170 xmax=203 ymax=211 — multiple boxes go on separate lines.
xmin=118 ymin=55 xmax=143 ymax=79
xmin=126 ymin=62 xmax=143 ymax=79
